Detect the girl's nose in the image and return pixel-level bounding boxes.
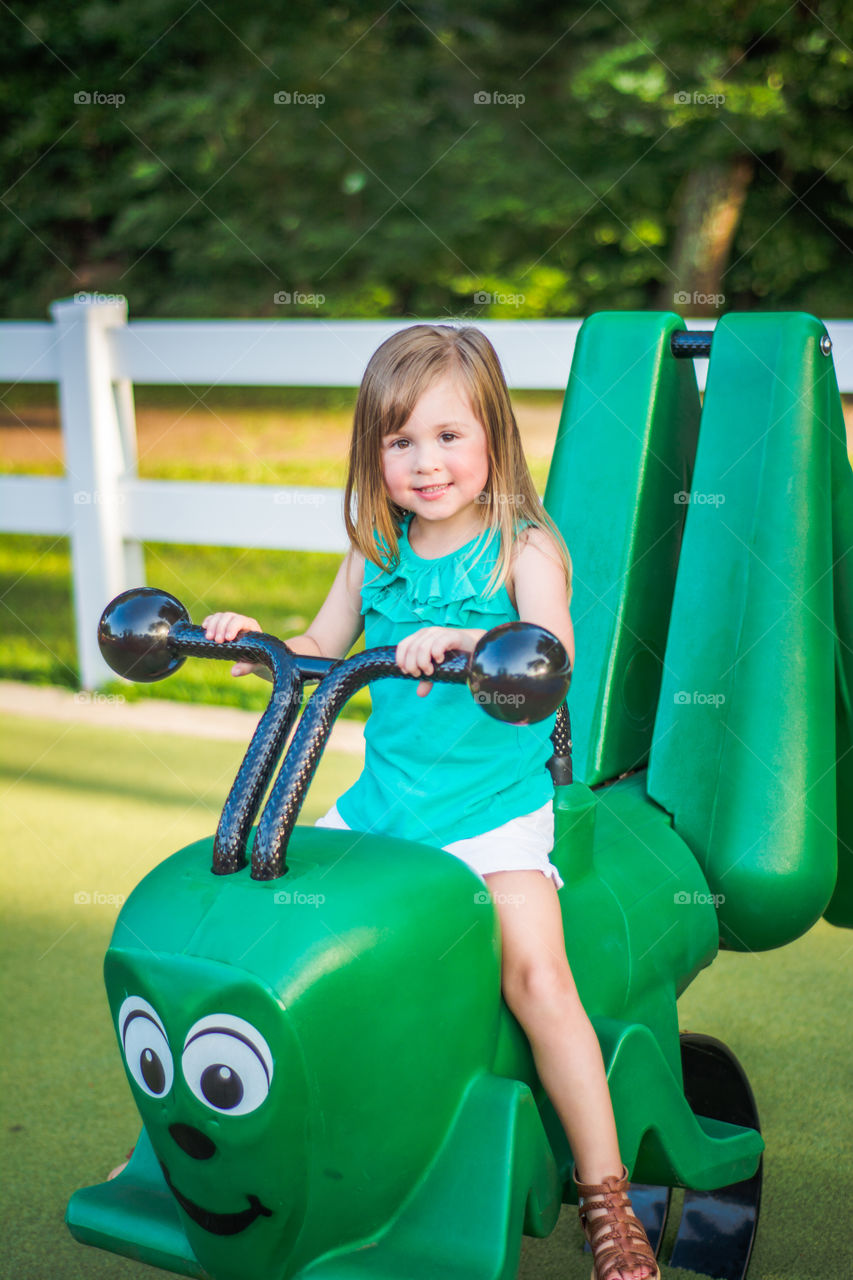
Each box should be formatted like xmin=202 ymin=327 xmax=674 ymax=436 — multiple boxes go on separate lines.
xmin=413 ymin=447 xmax=440 ymax=473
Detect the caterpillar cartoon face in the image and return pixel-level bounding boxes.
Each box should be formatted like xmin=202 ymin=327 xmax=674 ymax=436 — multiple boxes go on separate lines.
xmin=106 ymin=949 xmax=310 ymax=1280
xmin=119 ymin=998 xmax=276 ymax=1232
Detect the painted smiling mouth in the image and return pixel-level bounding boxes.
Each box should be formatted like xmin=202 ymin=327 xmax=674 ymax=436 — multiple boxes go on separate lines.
xmin=159 ymin=1161 xmax=272 ymax=1236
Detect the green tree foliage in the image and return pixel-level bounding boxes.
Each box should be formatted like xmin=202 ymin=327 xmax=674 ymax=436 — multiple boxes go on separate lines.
xmin=0 ymin=0 xmax=850 ymax=319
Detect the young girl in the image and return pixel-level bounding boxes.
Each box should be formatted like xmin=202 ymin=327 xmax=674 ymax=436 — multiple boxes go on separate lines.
xmin=127 ymin=326 xmax=659 ymax=1280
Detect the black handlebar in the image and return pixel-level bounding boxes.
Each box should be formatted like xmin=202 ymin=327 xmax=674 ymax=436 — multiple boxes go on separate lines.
xmin=253 ymin=647 xmax=471 ymax=879
xmin=671 ymin=330 xmax=714 ymax=358
xmin=167 ymin=623 xmax=305 ymax=874
xmin=97 ymin=588 xmax=572 ymax=880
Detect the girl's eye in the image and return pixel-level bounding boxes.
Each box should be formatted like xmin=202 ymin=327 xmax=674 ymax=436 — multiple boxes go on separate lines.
xmin=387 ymin=438 xmax=408 ymax=450
xmin=439 ymin=432 xmax=458 ymax=443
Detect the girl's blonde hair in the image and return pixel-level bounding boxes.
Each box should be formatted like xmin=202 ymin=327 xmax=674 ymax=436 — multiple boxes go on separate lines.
xmin=344 ymin=324 xmax=572 ymax=600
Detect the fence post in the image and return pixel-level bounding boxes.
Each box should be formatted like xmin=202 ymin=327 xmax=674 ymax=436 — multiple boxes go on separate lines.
xmin=50 ymin=295 xmax=145 ymax=689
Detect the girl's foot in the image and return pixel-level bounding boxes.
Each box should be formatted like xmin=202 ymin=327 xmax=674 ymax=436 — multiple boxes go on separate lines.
xmin=572 ymin=1164 xmax=660 ymax=1280
xmin=106 ymin=1147 xmax=134 ymax=1181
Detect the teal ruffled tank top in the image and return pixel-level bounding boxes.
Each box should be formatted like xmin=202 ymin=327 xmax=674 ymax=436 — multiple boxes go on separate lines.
xmin=334 ymin=513 xmax=556 ymax=847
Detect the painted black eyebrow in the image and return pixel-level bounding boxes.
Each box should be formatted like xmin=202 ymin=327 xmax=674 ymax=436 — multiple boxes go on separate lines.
xmin=121 ymin=1008 xmax=163 ymax=1041
xmin=183 ymin=1026 xmax=270 ymax=1086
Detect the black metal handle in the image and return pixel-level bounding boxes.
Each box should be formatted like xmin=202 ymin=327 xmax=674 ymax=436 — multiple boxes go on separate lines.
xmin=164 ymin=624 xmax=306 ymax=874
xmin=671 ymin=330 xmax=714 ymax=358
xmin=97 ymin=589 xmax=573 ymax=879
xmin=549 ymin=704 xmax=572 ymax=787
xmin=251 ymin=648 xmax=470 ymax=879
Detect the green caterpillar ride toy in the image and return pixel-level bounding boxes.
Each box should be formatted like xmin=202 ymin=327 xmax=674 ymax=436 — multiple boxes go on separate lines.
xmin=66 ymin=312 xmax=853 ymax=1280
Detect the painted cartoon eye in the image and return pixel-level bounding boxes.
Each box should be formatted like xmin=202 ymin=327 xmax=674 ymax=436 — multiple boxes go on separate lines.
xmin=182 ymin=1014 xmax=273 ymax=1116
xmin=118 ymin=996 xmax=174 ymax=1098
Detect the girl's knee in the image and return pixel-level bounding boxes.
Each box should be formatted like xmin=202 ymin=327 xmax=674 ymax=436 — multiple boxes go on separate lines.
xmin=502 ymin=958 xmax=584 ymax=1025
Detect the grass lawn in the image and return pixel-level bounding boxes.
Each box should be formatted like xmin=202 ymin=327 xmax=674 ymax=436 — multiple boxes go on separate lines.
xmin=0 ymin=531 xmax=373 ymax=717
xmin=2 ymin=711 xmax=851 ymax=1280
xmin=0 ymin=383 xmax=563 ymax=715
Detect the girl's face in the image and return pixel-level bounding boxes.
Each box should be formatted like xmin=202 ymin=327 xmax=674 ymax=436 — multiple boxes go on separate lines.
xmin=380 ymin=375 xmax=490 ymax=528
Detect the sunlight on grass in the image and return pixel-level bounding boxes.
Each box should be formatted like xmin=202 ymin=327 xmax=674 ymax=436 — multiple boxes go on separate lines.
xmin=0 ymin=534 xmax=372 ymax=717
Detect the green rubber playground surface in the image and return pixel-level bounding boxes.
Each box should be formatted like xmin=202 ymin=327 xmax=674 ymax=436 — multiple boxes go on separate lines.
xmin=1 ymin=712 xmax=850 ymax=1280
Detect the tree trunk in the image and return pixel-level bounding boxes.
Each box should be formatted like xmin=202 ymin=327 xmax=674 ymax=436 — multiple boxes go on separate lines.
xmin=660 ymin=155 xmax=755 ymax=316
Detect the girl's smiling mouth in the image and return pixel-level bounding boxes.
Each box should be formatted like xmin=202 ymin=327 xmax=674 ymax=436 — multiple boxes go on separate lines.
xmin=414 ymin=483 xmax=451 ymax=498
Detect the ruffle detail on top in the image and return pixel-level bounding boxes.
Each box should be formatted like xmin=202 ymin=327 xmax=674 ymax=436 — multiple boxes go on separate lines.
xmin=362 ymin=517 xmax=510 ymax=627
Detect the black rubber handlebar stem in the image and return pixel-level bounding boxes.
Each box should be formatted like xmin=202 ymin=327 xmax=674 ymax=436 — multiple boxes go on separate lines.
xmin=161 ymin=624 xmax=330 ymax=873
xmin=251 ymin=648 xmax=471 ymax=880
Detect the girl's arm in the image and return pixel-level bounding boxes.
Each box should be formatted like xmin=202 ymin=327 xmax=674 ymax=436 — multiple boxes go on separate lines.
xmin=204 ymin=549 xmax=366 ymax=680
xmin=395 ymin=529 xmax=574 ymax=697
xmin=292 ymin=548 xmax=366 ymax=659
xmin=509 ymin=526 xmax=575 ymax=667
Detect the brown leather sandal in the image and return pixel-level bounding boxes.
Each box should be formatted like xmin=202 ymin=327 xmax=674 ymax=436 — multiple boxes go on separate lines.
xmin=572 ymin=1163 xmax=661 ymax=1280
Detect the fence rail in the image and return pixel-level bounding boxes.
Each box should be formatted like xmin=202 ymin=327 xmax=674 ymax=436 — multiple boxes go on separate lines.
xmin=1 ymin=298 xmax=851 ymax=687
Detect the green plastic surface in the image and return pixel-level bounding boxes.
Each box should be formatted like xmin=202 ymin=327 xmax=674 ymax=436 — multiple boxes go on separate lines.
xmin=647 ymin=313 xmax=853 ymax=947
xmin=66 ymin=1128 xmax=205 ymax=1279
xmin=544 ymin=311 xmax=701 ymax=785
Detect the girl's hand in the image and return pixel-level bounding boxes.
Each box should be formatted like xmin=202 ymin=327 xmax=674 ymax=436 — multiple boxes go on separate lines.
xmin=202 ymin=612 xmax=264 ymax=678
xmin=394 ymin=627 xmax=481 ymax=698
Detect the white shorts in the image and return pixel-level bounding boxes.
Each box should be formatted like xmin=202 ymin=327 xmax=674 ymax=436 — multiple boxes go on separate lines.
xmin=313 ymin=799 xmax=564 ymax=891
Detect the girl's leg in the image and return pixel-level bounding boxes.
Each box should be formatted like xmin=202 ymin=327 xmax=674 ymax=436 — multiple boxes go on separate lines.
xmin=482 ymin=868 xmax=656 ymax=1280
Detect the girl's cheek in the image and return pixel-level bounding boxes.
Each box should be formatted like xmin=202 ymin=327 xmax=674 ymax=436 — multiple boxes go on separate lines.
xmin=381 ymin=454 xmax=403 ymax=487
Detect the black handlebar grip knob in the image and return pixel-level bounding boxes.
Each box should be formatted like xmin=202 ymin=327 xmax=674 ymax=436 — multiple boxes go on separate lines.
xmin=468 ymin=621 xmax=571 ymax=724
xmin=98 ymin=587 xmax=189 ymax=682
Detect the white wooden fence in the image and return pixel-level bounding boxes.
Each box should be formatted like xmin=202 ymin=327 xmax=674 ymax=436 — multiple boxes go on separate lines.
xmin=1 ymin=297 xmax=851 ymax=688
